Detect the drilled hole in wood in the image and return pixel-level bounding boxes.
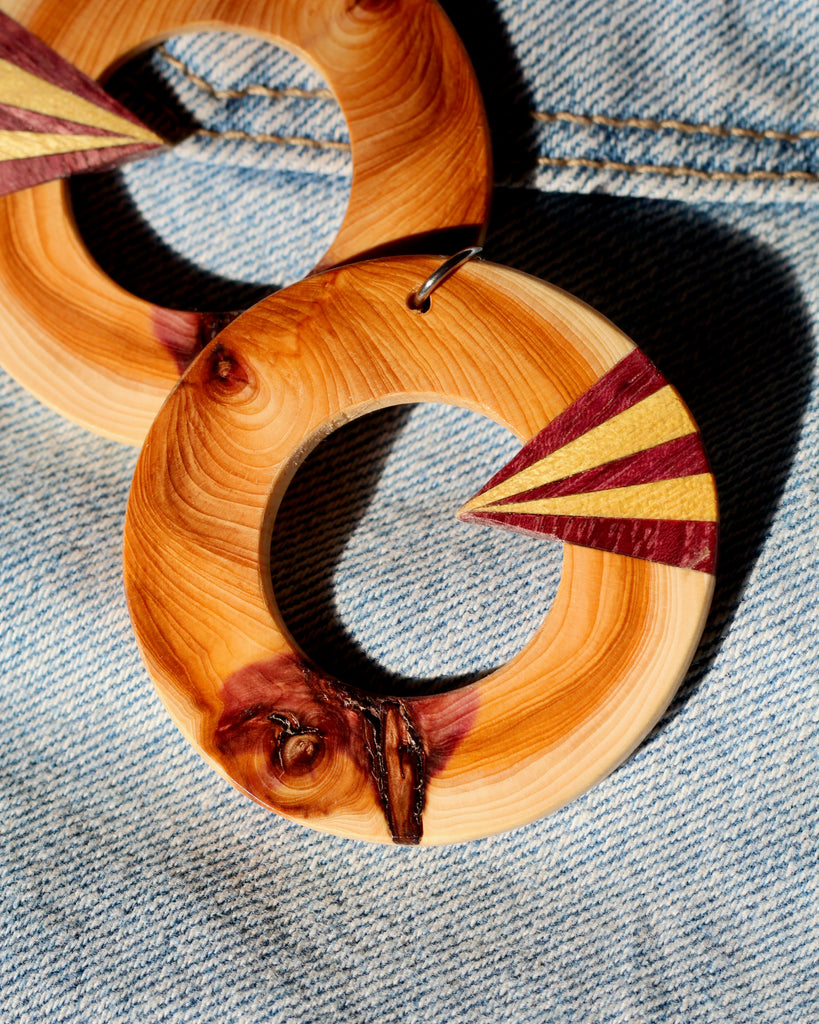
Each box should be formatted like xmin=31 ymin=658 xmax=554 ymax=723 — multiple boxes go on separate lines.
xmin=69 ymin=32 xmax=352 ymax=311
xmin=268 ymin=402 xmax=563 ymax=698
xmin=407 ymin=291 xmax=431 ymax=313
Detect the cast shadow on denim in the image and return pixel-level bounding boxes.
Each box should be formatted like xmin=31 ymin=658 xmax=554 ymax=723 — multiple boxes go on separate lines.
xmin=71 ymin=168 xmax=276 ymax=313
xmin=269 ymin=406 xmax=415 ymax=696
xmin=487 ymin=189 xmax=813 ymax=722
xmin=441 ymin=0 xmax=539 ymax=184
xmin=267 ymin=405 xmax=563 ymax=698
xmin=0 ymin=736 xmax=319 ymax=1012
xmin=68 ymin=0 xmax=540 ymax=312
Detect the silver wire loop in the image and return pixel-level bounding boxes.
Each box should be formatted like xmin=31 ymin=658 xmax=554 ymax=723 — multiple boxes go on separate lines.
xmin=408 ymin=246 xmax=483 ymax=311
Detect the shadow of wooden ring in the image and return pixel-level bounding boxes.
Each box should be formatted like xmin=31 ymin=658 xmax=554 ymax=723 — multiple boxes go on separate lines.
xmin=123 ymin=256 xmax=717 ymax=845
xmin=0 ymin=0 xmax=491 ymax=444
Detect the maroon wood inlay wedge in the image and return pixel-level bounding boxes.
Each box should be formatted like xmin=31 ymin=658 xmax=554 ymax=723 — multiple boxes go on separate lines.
xmin=459 ymin=349 xmax=718 ymax=573
xmin=0 ymin=11 xmax=165 ymax=196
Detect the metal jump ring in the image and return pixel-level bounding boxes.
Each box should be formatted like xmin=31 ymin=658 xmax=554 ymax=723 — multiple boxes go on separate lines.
xmin=408 ymin=246 xmax=483 ymax=311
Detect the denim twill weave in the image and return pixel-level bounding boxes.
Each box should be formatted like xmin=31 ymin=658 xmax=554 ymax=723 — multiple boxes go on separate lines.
xmin=0 ymin=1 xmax=817 ymax=1021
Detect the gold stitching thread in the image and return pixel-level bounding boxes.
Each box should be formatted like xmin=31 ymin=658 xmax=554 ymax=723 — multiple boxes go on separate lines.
xmin=537 ymin=155 xmax=819 ymax=183
xmin=159 ymin=48 xmax=818 ymax=144
xmin=157 ymin=48 xmax=819 ymax=171
xmin=158 ymin=45 xmax=334 ymax=101
xmin=195 ymin=127 xmax=350 ymax=151
xmin=534 ymin=109 xmax=819 ymax=144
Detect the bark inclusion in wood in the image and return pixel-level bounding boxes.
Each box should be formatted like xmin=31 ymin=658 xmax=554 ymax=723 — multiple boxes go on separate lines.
xmin=214 ymin=654 xmax=429 ymax=844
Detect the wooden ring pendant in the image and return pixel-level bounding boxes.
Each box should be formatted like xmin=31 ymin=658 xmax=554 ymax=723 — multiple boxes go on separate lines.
xmin=0 ymin=0 xmax=490 ymax=444
xmin=123 ymin=256 xmax=717 ymax=845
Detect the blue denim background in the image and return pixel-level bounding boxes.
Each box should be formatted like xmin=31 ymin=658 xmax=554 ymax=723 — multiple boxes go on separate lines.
xmin=1 ymin=0 xmax=818 ymax=1020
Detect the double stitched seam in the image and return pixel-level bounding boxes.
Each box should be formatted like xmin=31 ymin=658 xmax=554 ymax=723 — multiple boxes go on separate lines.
xmin=534 ymin=109 xmax=819 ymax=143
xmin=158 ymin=51 xmax=819 ymax=180
xmin=537 ymin=156 xmax=819 ymax=183
xmin=158 ymin=46 xmax=333 ymax=101
xmin=196 ymin=128 xmax=349 ymax=151
xmin=534 ymin=109 xmax=819 ymax=183
xmin=158 ymin=46 xmax=348 ymax=152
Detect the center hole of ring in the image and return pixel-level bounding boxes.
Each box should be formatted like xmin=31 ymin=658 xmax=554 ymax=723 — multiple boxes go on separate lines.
xmin=69 ymin=32 xmax=352 ymax=312
xmin=269 ymin=403 xmax=564 ymax=698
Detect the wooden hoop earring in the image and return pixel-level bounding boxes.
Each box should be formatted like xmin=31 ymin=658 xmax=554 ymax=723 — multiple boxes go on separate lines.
xmin=123 ymin=256 xmax=717 ymax=845
xmin=0 ymin=0 xmax=490 ymax=444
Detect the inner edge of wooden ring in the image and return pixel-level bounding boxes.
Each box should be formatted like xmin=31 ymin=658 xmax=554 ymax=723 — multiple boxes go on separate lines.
xmin=259 ymin=394 xmax=566 ymax=696
xmin=65 ymin=26 xmax=353 ymax=298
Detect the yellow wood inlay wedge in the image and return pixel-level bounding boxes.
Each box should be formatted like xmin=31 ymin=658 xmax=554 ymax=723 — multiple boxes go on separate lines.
xmin=480 ymin=473 xmax=718 ymax=522
xmin=0 ymin=58 xmax=162 ymax=143
xmin=462 ymin=386 xmax=697 ymax=512
xmin=0 ymin=129 xmax=149 ymax=161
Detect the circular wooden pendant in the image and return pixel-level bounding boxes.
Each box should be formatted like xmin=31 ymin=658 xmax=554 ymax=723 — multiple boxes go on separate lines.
xmin=0 ymin=0 xmax=490 ymax=444
xmin=124 ymin=256 xmax=717 ymax=845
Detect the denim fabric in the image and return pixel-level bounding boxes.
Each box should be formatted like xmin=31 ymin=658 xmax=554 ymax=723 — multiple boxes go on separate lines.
xmin=1 ymin=0 xmax=818 ymax=1021
xmin=511 ymin=0 xmax=819 ymax=204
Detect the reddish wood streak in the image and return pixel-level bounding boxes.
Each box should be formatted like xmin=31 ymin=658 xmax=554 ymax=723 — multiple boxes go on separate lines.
xmin=151 ymin=309 xmax=240 ymax=374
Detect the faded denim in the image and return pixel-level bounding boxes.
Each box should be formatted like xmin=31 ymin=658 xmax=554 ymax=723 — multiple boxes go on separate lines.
xmin=1 ymin=0 xmax=817 ymax=1021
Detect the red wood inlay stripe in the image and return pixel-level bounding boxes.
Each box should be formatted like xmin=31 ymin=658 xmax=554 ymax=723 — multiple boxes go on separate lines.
xmin=489 ymin=433 xmax=709 ymax=504
xmin=461 ymin=511 xmax=718 ymax=573
xmin=474 ymin=348 xmax=665 ymax=498
xmin=0 ymin=11 xmax=151 ymax=129
xmin=0 ymin=102 xmax=123 ymax=135
xmin=0 ymin=142 xmax=159 ymax=197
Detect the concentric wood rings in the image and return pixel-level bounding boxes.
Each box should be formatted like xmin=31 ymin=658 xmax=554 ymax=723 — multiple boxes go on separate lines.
xmin=123 ymin=256 xmax=717 ymax=844
xmin=0 ymin=0 xmax=490 ymax=443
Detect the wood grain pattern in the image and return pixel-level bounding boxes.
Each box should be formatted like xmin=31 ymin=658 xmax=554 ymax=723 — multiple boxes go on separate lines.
xmin=0 ymin=0 xmax=491 ymax=443
xmin=459 ymin=348 xmax=718 ymax=572
xmin=123 ymin=256 xmax=716 ymax=844
xmin=0 ymin=11 xmax=164 ymax=195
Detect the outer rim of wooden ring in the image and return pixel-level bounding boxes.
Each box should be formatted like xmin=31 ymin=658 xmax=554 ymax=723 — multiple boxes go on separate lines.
xmin=0 ymin=0 xmax=491 ymax=444
xmin=123 ymin=255 xmax=716 ymax=846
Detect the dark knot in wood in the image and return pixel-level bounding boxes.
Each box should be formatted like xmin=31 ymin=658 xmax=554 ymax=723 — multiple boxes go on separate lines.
xmin=214 ymin=654 xmax=428 ymax=843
